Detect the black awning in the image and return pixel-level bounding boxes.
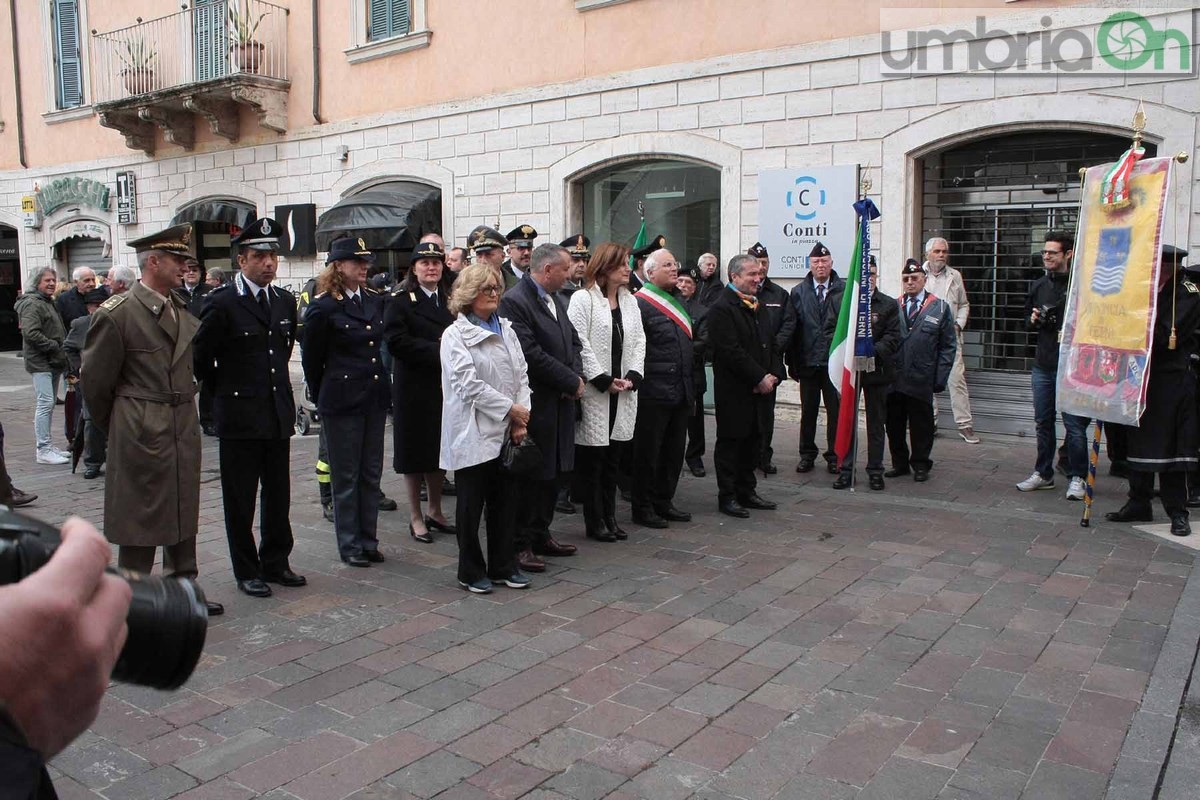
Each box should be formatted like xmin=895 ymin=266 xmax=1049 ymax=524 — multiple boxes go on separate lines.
xmin=315 ymin=186 xmax=442 ymax=251
xmin=171 ymin=201 xmax=257 ymax=229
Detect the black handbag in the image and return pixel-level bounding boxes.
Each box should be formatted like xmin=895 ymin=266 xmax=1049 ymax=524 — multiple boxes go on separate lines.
xmin=499 ymin=431 xmax=541 ymax=475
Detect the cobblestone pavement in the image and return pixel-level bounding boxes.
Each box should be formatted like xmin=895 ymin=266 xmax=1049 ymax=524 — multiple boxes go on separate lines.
xmin=3 ymin=352 xmax=1198 ymax=800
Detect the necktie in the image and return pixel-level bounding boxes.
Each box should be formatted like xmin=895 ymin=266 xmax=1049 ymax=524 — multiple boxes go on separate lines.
xmin=351 ymin=293 xmax=362 ymax=311
xmin=432 ymin=292 xmax=439 ymax=309
xmin=257 ymin=290 xmax=269 ymax=315
xmin=907 ymin=296 xmax=918 ymax=322
xmin=545 ymin=295 xmax=557 ymax=321
xmin=817 ymin=284 xmax=826 ymax=305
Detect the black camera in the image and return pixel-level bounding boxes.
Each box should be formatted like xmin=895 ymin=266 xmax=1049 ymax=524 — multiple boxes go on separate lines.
xmin=1035 ymin=303 xmax=1061 ymax=330
xmin=0 ymin=509 xmax=208 ymax=690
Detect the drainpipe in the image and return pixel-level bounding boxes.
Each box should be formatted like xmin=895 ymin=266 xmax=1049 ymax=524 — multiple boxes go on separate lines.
xmin=9 ymin=0 xmax=27 ymax=167
xmin=311 ymin=0 xmax=323 ymax=123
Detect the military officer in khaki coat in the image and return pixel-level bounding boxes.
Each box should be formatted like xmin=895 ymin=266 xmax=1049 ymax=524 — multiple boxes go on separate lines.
xmin=82 ymin=223 xmax=224 ymax=616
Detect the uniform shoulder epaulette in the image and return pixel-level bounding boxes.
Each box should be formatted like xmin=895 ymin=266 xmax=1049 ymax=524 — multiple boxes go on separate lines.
xmin=391 ymin=287 xmax=404 ymax=297
xmin=1185 ymin=279 xmax=1199 ymax=294
xmin=314 ymin=291 xmax=327 ymax=299
xmin=100 ymin=293 xmax=126 ymax=311
xmin=210 ymin=283 xmax=231 ymax=294
xmin=365 ymin=286 xmax=381 ymax=295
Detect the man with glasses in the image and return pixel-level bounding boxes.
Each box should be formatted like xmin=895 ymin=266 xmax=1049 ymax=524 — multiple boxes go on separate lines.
xmin=1017 ymin=232 xmax=1090 ymax=499
xmin=750 ymin=242 xmax=796 ymax=475
xmin=923 ymin=237 xmax=979 ymax=443
xmin=886 ymin=259 xmax=956 ymax=483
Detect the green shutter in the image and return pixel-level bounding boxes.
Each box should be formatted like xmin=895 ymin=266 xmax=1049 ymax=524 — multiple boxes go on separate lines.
xmin=368 ymin=0 xmax=410 ymax=41
xmin=52 ymin=0 xmax=83 ymax=108
xmin=193 ymin=0 xmax=229 ymax=81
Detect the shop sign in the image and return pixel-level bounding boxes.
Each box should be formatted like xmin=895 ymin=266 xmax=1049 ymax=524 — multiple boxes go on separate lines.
xmin=20 ymin=196 xmax=40 ymax=229
xmin=116 ymin=172 xmax=137 ymax=225
xmin=36 ymin=177 xmax=111 ymax=216
xmin=0 ymin=242 xmax=16 ymax=259
xmin=54 ymin=220 xmax=111 ymax=246
xmin=757 ymin=166 xmax=859 ymax=278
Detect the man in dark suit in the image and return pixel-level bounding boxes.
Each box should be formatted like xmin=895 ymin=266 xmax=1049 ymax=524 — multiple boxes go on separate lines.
xmin=831 ymin=256 xmax=901 ymax=491
xmin=708 ymin=254 xmax=778 ymax=518
xmin=193 ymin=218 xmax=306 ymax=598
xmin=176 ymin=259 xmax=216 ymax=435
xmin=749 ymin=242 xmax=796 ymax=474
xmin=498 ymin=243 xmax=584 ymax=572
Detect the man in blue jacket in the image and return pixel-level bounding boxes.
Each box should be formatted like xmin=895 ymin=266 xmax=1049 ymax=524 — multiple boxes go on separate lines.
xmin=885 ymin=260 xmax=956 ymax=482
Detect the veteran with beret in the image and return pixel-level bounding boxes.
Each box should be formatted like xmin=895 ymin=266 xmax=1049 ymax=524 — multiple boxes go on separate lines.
xmin=193 ymin=218 xmax=305 ymax=598
xmin=302 ymin=237 xmax=393 ymax=568
xmin=82 ymin=223 xmax=224 ymax=616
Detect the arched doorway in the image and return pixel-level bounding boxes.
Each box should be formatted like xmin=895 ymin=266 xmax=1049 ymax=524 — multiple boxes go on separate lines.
xmin=920 ymin=130 xmax=1153 ymax=432
xmin=315 ymin=180 xmax=442 ymax=283
xmin=578 ymin=159 xmax=720 ymax=269
xmin=0 ymin=226 xmax=20 ymax=350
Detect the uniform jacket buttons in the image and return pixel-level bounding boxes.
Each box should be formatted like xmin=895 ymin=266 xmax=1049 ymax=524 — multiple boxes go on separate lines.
xmin=343 ymin=374 xmax=349 ymax=379
xmin=366 ymin=325 xmax=372 ymax=330
xmin=233 ymin=391 xmax=239 ymax=397
xmin=269 ymin=349 xmax=274 ymax=355
xmin=369 ymin=341 xmax=374 ymax=347
xmin=371 ymin=357 xmax=377 ymax=363
xmin=373 ymin=375 xmax=379 ymax=380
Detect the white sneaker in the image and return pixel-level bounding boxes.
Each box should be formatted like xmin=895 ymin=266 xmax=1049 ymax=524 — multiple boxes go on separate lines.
xmin=36 ymin=448 xmax=69 ymax=465
xmin=1016 ymin=472 xmax=1054 ymax=492
xmin=1066 ymin=477 xmax=1087 ymax=501
xmin=50 ymin=445 xmax=71 ymax=458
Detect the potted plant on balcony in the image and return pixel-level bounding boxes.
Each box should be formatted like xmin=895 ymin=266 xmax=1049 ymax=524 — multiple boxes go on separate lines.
xmin=228 ymin=0 xmax=268 ymax=74
xmin=118 ymin=37 xmax=158 ymax=95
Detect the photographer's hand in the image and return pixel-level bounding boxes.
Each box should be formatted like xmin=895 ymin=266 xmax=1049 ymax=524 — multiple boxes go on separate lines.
xmin=0 ymin=517 xmax=131 ymax=759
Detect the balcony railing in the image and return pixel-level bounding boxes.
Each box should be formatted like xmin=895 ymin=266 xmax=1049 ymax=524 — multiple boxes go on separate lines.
xmin=91 ymin=0 xmax=288 ymax=104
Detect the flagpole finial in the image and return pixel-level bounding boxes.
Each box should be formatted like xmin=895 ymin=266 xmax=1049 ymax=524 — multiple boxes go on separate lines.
xmin=1131 ymin=101 xmax=1146 ymax=147
xmin=638 ymin=201 xmax=644 ymax=220
xmin=860 ymin=164 xmax=872 ymax=197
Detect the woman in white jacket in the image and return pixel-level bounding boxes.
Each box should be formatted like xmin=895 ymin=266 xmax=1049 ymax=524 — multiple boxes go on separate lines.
xmin=566 ymin=243 xmax=646 ymax=542
xmin=440 ymin=264 xmax=533 ymax=594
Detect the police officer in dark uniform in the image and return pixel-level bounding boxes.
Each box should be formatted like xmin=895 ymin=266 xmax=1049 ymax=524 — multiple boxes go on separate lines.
xmin=194 ymin=218 xmax=307 ymax=597
xmin=504 ymin=224 xmax=538 ymax=287
xmin=302 ymin=238 xmax=393 ymax=567
xmin=629 ymin=235 xmax=666 ymax=293
xmin=1106 ymin=245 xmax=1200 ymax=536
xmin=560 ymin=234 xmax=590 ymax=297
xmin=467 ymin=225 xmax=513 ymax=289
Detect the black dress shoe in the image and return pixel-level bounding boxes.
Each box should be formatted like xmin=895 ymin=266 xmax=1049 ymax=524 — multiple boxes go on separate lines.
xmin=342 ymin=554 xmax=371 ymax=568
xmin=586 ymin=527 xmax=617 ymax=542
xmin=518 ymin=550 xmax=546 ymax=572
xmin=201 ymin=424 xmax=218 ymax=437
xmin=884 ymin=467 xmax=911 ymax=478
xmin=913 ymin=470 xmax=930 ymax=482
xmin=1105 ymin=503 xmax=1153 ymax=523
xmin=378 ymin=495 xmax=398 ymax=511
xmin=632 ymin=510 xmax=669 ymax=529
xmin=534 ymin=537 xmax=577 ymax=557
xmin=687 ymin=460 xmax=706 ymax=478
xmin=238 ymin=578 xmax=272 ymax=598
xmin=719 ymin=500 xmax=750 ymax=518
xmin=832 ymin=473 xmax=852 ymax=490
xmin=364 ymin=550 xmax=385 ymax=563
xmin=263 ymin=569 xmax=307 ymax=587
xmin=760 ymin=462 xmax=778 ymax=475
xmin=9 ymin=489 xmax=36 ymax=507
xmin=658 ymin=505 xmax=692 ymax=522
xmin=1171 ymin=514 xmax=1192 ymax=536
xmin=409 ymin=523 xmax=433 ymax=544
xmin=604 ymin=517 xmax=628 ymax=540
xmin=740 ymin=494 xmax=777 ymax=510
xmin=322 ymin=503 xmax=334 ymax=522
xmin=205 ymin=601 xmax=225 ymax=616
xmin=796 ymin=459 xmax=815 ymax=473
xmin=869 ymin=474 xmax=885 ymax=491
xmin=826 ymin=461 xmax=839 ymax=475
xmin=425 ymin=516 xmax=457 ymax=535
xmin=555 ymin=497 xmax=577 ymax=515
xmin=83 ymin=466 xmax=101 ymax=480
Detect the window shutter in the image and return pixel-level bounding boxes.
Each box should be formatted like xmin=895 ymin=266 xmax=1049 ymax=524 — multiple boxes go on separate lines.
xmin=392 ymin=0 xmax=411 ymax=37
xmin=368 ymin=0 xmax=410 ymax=41
xmin=193 ymin=0 xmax=229 ymax=82
xmin=52 ymin=0 xmax=83 ymax=108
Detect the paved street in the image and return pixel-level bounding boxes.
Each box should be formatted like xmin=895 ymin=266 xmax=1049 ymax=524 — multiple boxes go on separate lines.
xmin=4 ymin=351 xmax=1198 ymax=800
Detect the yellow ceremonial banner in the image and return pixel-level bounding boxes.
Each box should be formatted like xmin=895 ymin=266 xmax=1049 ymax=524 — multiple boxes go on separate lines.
xmin=1058 ymin=156 xmax=1172 ymax=425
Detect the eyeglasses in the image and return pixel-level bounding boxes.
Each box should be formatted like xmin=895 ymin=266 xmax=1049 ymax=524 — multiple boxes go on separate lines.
xmin=1040 ymin=249 xmax=1064 ymax=256
xmin=479 ymin=285 xmax=501 ymax=296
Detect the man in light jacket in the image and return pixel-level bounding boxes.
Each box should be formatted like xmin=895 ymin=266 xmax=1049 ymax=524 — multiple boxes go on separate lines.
xmin=923 ymin=237 xmax=979 ymax=444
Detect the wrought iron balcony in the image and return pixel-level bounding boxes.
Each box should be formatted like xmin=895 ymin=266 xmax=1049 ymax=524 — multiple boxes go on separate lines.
xmin=91 ymin=0 xmax=290 ymax=155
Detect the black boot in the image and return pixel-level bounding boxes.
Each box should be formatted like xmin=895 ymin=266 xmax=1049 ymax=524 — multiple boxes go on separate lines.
xmin=1171 ymin=513 xmax=1192 ymax=537
xmin=585 ymin=512 xmax=616 ymax=542
xmin=604 ymin=516 xmax=628 ymax=540
xmin=1104 ymin=501 xmax=1153 ymax=523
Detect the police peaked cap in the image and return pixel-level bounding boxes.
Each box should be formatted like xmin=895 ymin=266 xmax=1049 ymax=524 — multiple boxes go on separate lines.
xmin=413 ymin=241 xmax=445 ymax=262
xmin=1162 ymin=244 xmax=1188 ymax=265
xmin=631 ymin=235 xmax=666 ymax=259
xmin=506 ymin=224 xmax=538 ymax=247
xmin=561 ymin=234 xmax=591 ymax=258
xmin=128 ymin=223 xmax=194 ymax=256
xmin=809 ymin=241 xmax=831 ymax=258
xmin=326 ymin=236 xmax=376 ymax=264
xmin=232 ymin=217 xmax=281 ymax=251
xmin=748 ymin=242 xmax=769 ymax=258
xmin=467 ymin=225 xmax=507 ymax=252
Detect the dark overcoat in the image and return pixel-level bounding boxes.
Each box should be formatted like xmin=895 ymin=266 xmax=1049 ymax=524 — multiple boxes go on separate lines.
xmin=192 ymin=273 xmax=297 ymax=440
xmin=384 ymin=285 xmax=453 ymax=473
xmin=636 ymin=290 xmax=695 ymax=408
xmin=301 ymin=288 xmax=392 ymax=417
xmin=81 ymin=282 xmax=201 ymax=547
xmin=707 ymin=288 xmax=774 ymax=439
xmin=893 ymin=293 xmax=956 ymax=401
xmin=498 ymin=274 xmax=583 ymax=480
xmin=173 ymin=282 xmax=211 ymax=318
xmin=758 ymin=277 xmax=796 ymax=380
xmin=787 ymin=270 xmax=846 ymax=377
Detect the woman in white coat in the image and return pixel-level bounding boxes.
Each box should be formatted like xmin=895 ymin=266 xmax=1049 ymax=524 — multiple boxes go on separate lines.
xmin=567 ymin=243 xmax=646 ymax=542
xmin=440 ymin=263 xmax=533 ymax=594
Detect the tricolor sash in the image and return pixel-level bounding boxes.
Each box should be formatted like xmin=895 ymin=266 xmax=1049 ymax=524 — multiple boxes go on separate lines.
xmin=638 ymin=283 xmax=692 ymax=338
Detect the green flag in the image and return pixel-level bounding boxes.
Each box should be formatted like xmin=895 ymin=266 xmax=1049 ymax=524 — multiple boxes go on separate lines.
xmin=629 ymin=218 xmax=647 ymax=268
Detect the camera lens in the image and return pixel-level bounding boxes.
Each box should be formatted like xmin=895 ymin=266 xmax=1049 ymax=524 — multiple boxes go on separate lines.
xmin=111 ymin=570 xmax=209 ymax=690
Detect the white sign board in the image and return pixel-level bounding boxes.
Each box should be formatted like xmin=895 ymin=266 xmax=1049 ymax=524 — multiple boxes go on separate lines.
xmin=757 ymin=166 xmax=859 ymax=278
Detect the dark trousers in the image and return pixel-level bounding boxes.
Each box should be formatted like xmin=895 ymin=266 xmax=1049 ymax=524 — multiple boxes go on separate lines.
xmin=886 ymin=391 xmax=936 ymax=473
xmin=82 ymin=417 xmax=107 ymax=470
xmin=1108 ymin=424 xmax=1130 ymax=474
xmin=317 ymin=424 xmax=332 ymax=506
xmin=0 ymin=420 xmax=13 ymax=505
xmin=685 ymin=400 xmax=706 ymax=464
xmin=219 ymin=438 xmax=295 ymax=581
xmin=799 ymin=373 xmax=839 ymax=466
xmin=198 ymin=381 xmax=214 ymax=427
xmin=840 ymin=385 xmax=887 ymax=475
xmin=715 ymin=410 xmax=762 ymax=504
xmin=324 ymin=410 xmax=386 ymax=558
xmin=118 ymin=539 xmax=198 ymax=579
xmin=455 ymin=458 xmax=517 ymax=583
xmin=575 ymin=443 xmax=622 ymax=529
xmin=515 ymin=477 xmax=558 ymax=551
xmin=758 ymin=388 xmax=777 ymax=467
xmin=632 ymin=400 xmax=689 ymax=514
xmin=1129 ymin=470 xmax=1188 ymax=518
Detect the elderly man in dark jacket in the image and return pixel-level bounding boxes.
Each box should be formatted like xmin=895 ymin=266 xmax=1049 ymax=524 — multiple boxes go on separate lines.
xmin=632 ymin=248 xmax=695 ymax=528
xmin=830 ymin=257 xmax=901 ymax=491
xmin=63 ymin=288 xmax=111 ymax=478
xmin=16 ymin=268 xmax=69 ymax=465
xmin=749 ymin=243 xmax=796 ymax=475
xmin=498 ymin=243 xmax=584 ymax=572
xmin=708 ymin=254 xmax=778 ymax=518
xmin=886 ymin=260 xmax=956 ymax=482
xmin=787 ymin=241 xmax=845 ymax=475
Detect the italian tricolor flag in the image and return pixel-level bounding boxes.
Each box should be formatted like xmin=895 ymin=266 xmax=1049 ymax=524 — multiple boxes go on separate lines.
xmin=828 ymin=197 xmax=881 ymax=468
